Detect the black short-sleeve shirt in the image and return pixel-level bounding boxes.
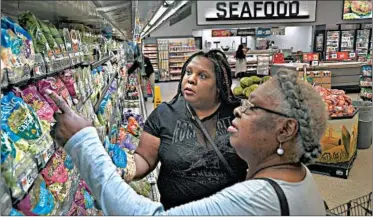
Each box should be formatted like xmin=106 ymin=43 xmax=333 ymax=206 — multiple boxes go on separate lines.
xmin=144 ymin=96 xmax=247 ymax=210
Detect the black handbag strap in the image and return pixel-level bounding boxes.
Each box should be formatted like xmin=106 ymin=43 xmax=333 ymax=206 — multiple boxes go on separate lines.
xmin=255 ymin=178 xmax=290 ymax=216
xmin=186 ymin=104 xmax=236 ymax=177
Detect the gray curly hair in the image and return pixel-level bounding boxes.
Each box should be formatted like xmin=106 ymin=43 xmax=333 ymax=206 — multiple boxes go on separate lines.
xmin=269 ymin=69 xmax=328 ymax=164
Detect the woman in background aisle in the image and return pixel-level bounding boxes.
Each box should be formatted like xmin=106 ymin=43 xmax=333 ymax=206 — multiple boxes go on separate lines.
xmin=235 ymin=44 xmax=247 ymax=78
xmin=48 ymin=69 xmax=328 ymax=215
xmin=127 ymin=54 xmax=155 ymax=102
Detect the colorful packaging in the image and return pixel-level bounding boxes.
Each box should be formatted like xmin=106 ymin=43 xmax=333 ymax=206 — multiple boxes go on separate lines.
xmin=97 ymin=93 xmax=113 ymax=126
xmin=361 ymin=87 xmax=372 ymax=99
xmin=1 ymin=27 xmax=31 ymax=84
xmin=9 ymin=208 xmax=24 ymax=216
xmin=360 ymin=76 xmax=372 ymax=87
xmin=14 ymin=85 xmax=54 ymax=123
xmin=1 ymin=16 xmax=35 ymax=68
xmin=37 ymin=78 xmax=59 ymax=112
xmin=362 ymin=65 xmax=372 ymax=77
xmin=16 ymin=175 xmax=56 ymax=216
xmin=54 ymin=77 xmax=73 ymax=107
xmin=60 ymin=69 xmax=79 ymax=104
xmin=1 ymin=92 xmax=43 ymax=146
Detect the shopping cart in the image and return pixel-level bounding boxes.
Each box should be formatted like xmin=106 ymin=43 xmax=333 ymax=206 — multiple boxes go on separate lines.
xmin=326 ymin=192 xmax=372 ymax=216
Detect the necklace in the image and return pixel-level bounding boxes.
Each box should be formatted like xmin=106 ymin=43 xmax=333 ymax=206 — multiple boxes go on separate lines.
xmin=247 ymin=162 xmax=302 ymax=179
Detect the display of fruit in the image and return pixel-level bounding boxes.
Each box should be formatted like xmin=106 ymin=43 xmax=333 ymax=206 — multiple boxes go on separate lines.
xmin=234 ymin=76 xmax=271 ymax=97
xmin=233 ymin=86 xmax=243 ymax=96
xmin=250 ymin=76 xmax=261 ymax=84
xmin=240 ymin=77 xmax=253 ymax=88
xmin=314 ymin=86 xmax=355 ymax=118
xmin=262 ymin=76 xmax=272 ymax=83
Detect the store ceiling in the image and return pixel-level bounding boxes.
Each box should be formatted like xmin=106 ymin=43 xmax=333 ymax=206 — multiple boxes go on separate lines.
xmin=1 ymin=1 xmax=136 ymax=39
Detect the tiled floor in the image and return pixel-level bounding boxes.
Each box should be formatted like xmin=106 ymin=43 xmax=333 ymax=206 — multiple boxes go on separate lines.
xmin=145 ymin=80 xmax=372 ymax=209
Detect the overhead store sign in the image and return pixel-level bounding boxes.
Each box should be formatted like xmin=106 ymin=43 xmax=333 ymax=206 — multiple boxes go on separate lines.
xmin=256 ymin=28 xmax=271 ymax=37
xmin=212 ymin=29 xmax=237 ymax=37
xmin=237 ymin=28 xmax=256 ymax=36
xmin=197 ymin=1 xmax=317 ymax=25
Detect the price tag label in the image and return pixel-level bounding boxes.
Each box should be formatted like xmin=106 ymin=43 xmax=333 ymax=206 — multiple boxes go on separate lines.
xmin=349 ymin=52 xmax=356 ymax=58
xmin=20 ymin=168 xmax=37 ymax=192
xmin=34 ymin=66 xmax=41 ymax=75
xmin=331 ymin=54 xmax=338 ymax=59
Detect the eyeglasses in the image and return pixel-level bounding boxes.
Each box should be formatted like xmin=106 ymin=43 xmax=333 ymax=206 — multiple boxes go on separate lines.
xmin=240 ymin=99 xmax=292 ymax=118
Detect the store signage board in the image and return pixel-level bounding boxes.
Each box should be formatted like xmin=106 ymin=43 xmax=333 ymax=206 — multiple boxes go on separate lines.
xmin=237 ymin=28 xmax=256 ymax=36
xmin=256 ymin=28 xmax=272 ymax=37
xmin=212 ymin=29 xmax=237 ymax=37
xmin=197 ymin=1 xmax=317 ymax=25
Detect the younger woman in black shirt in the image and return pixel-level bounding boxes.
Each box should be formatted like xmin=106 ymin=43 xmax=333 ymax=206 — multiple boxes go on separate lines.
xmin=132 ymin=50 xmax=247 ymax=209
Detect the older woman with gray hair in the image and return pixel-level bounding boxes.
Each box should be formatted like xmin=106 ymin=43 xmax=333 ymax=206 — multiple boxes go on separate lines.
xmin=47 ymin=69 xmax=328 ymax=215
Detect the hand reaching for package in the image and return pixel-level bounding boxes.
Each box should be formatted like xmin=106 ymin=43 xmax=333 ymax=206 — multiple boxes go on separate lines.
xmin=46 ymin=89 xmax=92 ymax=146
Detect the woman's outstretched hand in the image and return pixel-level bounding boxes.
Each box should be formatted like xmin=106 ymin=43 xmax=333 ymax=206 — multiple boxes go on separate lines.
xmin=46 ymin=89 xmax=92 ymax=146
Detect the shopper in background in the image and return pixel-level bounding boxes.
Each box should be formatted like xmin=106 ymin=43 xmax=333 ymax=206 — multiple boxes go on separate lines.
xmin=235 ymin=44 xmax=247 ymax=78
xmin=127 ymin=53 xmax=155 ymax=102
xmin=48 ymin=68 xmax=328 ymax=215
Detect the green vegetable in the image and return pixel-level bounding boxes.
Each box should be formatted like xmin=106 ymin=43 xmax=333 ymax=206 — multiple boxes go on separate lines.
xmin=262 ymin=76 xmax=271 ymax=83
xmin=233 ymin=86 xmax=243 ymax=96
xmin=18 ymin=12 xmax=50 ymax=54
xmin=250 ymin=76 xmax=261 ymax=84
xmin=240 ymin=77 xmax=253 ymax=88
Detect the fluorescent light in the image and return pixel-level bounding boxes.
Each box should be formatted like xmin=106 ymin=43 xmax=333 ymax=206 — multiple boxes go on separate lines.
xmin=149 ymin=6 xmax=168 ymax=25
xmin=142 ymin=25 xmax=150 ymax=33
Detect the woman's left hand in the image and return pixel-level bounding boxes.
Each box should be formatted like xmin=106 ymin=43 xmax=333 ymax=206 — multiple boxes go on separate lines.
xmin=47 ymin=90 xmax=93 ymax=146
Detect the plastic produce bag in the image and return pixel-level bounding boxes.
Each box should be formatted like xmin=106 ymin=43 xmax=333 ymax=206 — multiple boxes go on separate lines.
xmin=45 ymin=22 xmax=65 ymax=52
xmin=38 ymin=20 xmax=60 ymax=55
xmin=13 ymin=85 xmax=54 ymax=123
xmin=54 ymin=77 xmax=74 ymax=107
xmin=1 ymin=16 xmax=35 ymax=70
xmin=16 ymin=175 xmax=57 ymax=216
xmin=1 ymin=28 xmax=31 ymax=83
xmin=40 ymin=152 xmax=70 ymax=202
xmin=18 ymin=12 xmax=51 ymax=55
xmin=60 ymin=69 xmax=79 ymax=104
xmin=97 ymin=94 xmax=113 ymax=126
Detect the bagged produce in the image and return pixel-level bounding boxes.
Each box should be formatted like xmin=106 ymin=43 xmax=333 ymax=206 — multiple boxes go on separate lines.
xmin=1 ymin=27 xmax=31 ymax=83
xmin=18 ymin=12 xmax=51 ymax=55
xmin=40 ymin=152 xmax=70 ymax=202
xmin=1 ymin=16 xmax=35 ymax=68
xmin=97 ymin=94 xmax=113 ymax=126
xmin=37 ymin=78 xmax=59 ymax=112
xmin=54 ymin=77 xmax=74 ymax=107
xmin=13 ymin=85 xmax=54 ymax=123
xmin=314 ymin=86 xmax=355 ymax=117
xmin=129 ymin=180 xmax=151 ymax=198
xmin=360 ymin=76 xmax=372 ymax=87
xmin=1 ymin=92 xmax=43 ymax=142
xmin=16 ymin=175 xmax=57 ymax=216
xmin=9 ymin=208 xmax=24 ymax=216
xmin=37 ymin=20 xmax=60 ymax=55
xmin=60 ymin=69 xmax=79 ymax=104
xmin=360 ymin=87 xmax=372 ymax=99
xmin=362 ymin=65 xmax=372 ymax=77
xmin=45 ymin=22 xmax=65 ymax=52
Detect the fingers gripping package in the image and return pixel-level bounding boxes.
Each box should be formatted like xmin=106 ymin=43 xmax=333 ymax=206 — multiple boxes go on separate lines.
xmin=60 ymin=69 xmax=79 ymax=105
xmin=37 ymin=77 xmax=73 ymax=111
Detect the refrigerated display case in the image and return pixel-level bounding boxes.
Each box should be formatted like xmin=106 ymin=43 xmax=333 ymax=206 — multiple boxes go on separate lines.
xmin=355 ymin=29 xmax=371 ymax=56
xmin=326 ymin=31 xmax=340 ymax=54
xmin=340 ymin=30 xmax=355 ymax=52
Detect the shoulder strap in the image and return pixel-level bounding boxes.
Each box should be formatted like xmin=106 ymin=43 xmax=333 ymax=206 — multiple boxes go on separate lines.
xmin=255 ymin=178 xmax=290 ymax=216
xmin=194 ymin=116 xmax=236 ymax=177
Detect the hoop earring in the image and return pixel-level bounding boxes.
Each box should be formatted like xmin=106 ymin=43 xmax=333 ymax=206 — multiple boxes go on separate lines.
xmin=277 ymin=143 xmax=284 ymax=156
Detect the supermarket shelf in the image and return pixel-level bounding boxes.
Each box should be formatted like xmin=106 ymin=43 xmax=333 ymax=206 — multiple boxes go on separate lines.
xmin=169 ymin=51 xmax=196 ymax=53
xmin=91 ymin=55 xmax=113 ymax=69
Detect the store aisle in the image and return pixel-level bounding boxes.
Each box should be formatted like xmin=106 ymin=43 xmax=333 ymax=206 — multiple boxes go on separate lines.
xmin=144 ymin=81 xmax=179 ymax=116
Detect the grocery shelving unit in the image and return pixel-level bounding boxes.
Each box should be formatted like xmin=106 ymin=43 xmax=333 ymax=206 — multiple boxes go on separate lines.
xmin=326 ymin=31 xmax=341 ymax=60
xmin=359 ymin=64 xmax=372 ymax=101
xmin=355 ymin=29 xmax=371 ymax=57
xmin=143 ymin=44 xmax=159 ymax=71
xmin=340 ymin=30 xmax=356 ymax=52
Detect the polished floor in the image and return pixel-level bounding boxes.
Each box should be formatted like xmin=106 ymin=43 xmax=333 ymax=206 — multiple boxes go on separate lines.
xmin=144 ymin=80 xmax=372 ymax=209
